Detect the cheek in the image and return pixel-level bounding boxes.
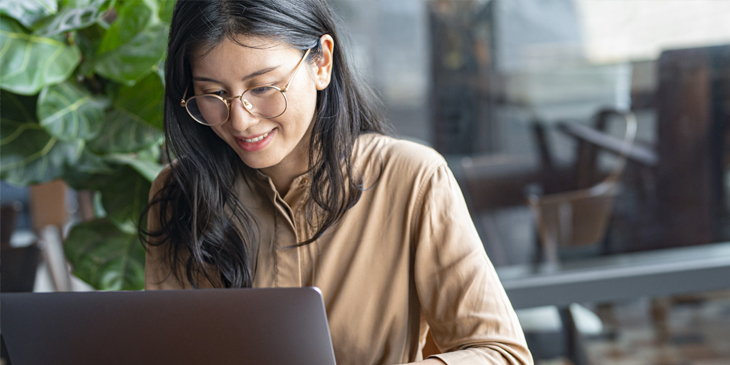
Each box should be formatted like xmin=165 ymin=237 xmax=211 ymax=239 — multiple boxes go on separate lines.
xmin=286 ymin=101 xmax=316 ymax=138
xmin=288 ymin=85 xmax=319 ymax=131
xmin=291 ymin=69 xmax=319 ymax=104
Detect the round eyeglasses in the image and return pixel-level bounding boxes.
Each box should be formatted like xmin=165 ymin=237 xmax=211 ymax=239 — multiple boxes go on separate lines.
xmin=180 ymin=49 xmax=311 ymax=126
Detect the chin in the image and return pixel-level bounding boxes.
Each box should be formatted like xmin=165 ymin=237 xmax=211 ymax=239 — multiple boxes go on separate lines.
xmin=237 ymin=153 xmax=280 ymax=170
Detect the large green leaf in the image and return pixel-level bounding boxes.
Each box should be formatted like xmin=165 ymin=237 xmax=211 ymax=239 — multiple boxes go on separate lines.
xmin=70 ymin=160 xmax=151 ymax=232
xmin=93 ymin=0 xmax=167 ymax=85
xmin=158 ymin=0 xmax=176 ymax=24
xmin=0 ymin=17 xmax=81 ymax=95
xmin=113 ymin=72 xmax=165 ymax=130
xmin=0 ymin=119 xmax=84 ymax=185
xmin=0 ymin=89 xmax=38 ymax=123
xmin=155 ymin=58 xmax=165 ymax=86
xmin=63 ymin=148 xmax=114 ymax=190
xmin=0 ymin=0 xmax=57 ymax=29
xmin=136 ymin=142 xmax=161 ymax=162
xmin=98 ymin=165 xmax=152 ymax=232
xmin=75 ymin=23 xmax=106 ymax=77
xmin=62 ymin=0 xmax=115 ymax=9
xmin=37 ymin=81 xmax=109 ymax=142
xmin=87 ymin=108 xmax=163 ymax=154
xmin=33 ymin=0 xmax=110 ymax=37
xmin=64 ymin=218 xmax=145 ymax=290
xmin=105 ymin=154 xmax=162 ymax=182
xmin=97 ymin=0 xmax=157 ymax=53
xmin=94 ymin=23 xmax=168 ymax=85
xmin=0 ymin=90 xmax=86 ymax=185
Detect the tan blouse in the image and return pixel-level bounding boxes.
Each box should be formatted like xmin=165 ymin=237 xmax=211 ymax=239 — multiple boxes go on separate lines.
xmin=145 ymin=134 xmax=532 ymax=365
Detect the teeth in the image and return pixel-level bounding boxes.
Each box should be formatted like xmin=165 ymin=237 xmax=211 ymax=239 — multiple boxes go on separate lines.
xmin=242 ymin=131 xmax=269 ymax=143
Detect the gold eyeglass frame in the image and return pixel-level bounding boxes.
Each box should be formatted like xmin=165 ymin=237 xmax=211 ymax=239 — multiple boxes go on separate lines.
xmin=180 ymin=48 xmax=312 ymax=126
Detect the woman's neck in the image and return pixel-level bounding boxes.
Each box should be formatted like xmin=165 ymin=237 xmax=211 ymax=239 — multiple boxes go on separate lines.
xmin=258 ymin=124 xmax=315 ymax=197
xmin=260 ymin=149 xmax=310 ymax=197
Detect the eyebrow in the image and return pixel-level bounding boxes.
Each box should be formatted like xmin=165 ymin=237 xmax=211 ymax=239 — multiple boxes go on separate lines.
xmin=192 ymin=65 xmax=281 ymax=84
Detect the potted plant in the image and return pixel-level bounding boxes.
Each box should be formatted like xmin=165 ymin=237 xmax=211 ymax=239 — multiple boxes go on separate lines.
xmin=0 ymin=0 xmax=176 ymax=290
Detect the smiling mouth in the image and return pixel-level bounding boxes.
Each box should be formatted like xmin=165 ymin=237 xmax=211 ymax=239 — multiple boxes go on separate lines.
xmin=240 ymin=130 xmax=271 ymax=143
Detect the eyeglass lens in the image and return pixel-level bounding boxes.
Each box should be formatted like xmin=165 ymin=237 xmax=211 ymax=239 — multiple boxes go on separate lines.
xmin=186 ymin=87 xmax=287 ymax=125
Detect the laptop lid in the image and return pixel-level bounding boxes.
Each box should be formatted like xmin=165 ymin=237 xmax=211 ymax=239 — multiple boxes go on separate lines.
xmin=1 ymin=287 xmax=337 ymax=365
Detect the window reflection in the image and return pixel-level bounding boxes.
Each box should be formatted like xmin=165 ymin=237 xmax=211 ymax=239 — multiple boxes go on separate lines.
xmin=332 ymin=0 xmax=730 ymax=265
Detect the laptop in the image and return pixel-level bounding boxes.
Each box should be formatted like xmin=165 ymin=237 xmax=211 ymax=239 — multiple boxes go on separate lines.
xmin=1 ymin=287 xmax=337 ymax=365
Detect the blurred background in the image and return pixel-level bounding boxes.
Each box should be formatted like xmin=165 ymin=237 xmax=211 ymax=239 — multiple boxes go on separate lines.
xmin=3 ymin=0 xmax=730 ymax=364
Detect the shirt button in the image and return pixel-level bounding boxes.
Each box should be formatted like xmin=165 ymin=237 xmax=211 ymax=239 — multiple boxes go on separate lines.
xmin=301 ymin=178 xmax=309 ymax=185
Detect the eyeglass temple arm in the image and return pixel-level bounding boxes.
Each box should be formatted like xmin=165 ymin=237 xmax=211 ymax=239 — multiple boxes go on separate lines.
xmin=180 ymin=85 xmax=189 ymax=107
xmin=281 ymin=49 xmax=311 ymax=92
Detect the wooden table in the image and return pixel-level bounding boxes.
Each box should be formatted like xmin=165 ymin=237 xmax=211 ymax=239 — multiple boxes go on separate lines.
xmin=497 ymin=242 xmax=730 ymax=365
xmin=498 ymin=241 xmax=730 ymax=309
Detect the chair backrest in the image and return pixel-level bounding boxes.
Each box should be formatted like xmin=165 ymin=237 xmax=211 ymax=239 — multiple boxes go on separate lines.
xmin=28 ymin=180 xmax=67 ymax=233
xmin=528 ymin=111 xmax=637 ymax=261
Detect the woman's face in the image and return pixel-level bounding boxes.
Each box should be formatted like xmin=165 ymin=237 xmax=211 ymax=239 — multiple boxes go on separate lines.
xmin=190 ymin=36 xmax=332 ymax=176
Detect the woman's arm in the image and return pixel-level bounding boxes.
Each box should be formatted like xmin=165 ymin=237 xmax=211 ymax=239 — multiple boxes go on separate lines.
xmin=411 ymin=163 xmax=533 ymax=365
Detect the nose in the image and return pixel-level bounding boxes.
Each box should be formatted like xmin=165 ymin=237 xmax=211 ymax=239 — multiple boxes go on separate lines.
xmin=228 ymin=97 xmax=258 ymax=132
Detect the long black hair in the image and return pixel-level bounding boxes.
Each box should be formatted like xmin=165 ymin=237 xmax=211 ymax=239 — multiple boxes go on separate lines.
xmin=140 ymin=0 xmax=390 ymax=288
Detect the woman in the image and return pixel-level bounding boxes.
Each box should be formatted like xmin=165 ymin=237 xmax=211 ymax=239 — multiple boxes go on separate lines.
xmin=143 ymin=0 xmax=532 ymax=364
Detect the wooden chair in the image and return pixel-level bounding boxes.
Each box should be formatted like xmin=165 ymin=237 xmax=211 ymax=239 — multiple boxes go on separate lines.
xmin=527 ymin=110 xmax=638 ymax=263
xmin=28 ymin=180 xmax=73 ymax=292
xmin=524 ymin=110 xmax=637 ymax=365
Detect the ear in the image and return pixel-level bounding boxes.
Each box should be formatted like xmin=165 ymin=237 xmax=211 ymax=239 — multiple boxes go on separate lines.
xmin=314 ymin=34 xmax=335 ymax=91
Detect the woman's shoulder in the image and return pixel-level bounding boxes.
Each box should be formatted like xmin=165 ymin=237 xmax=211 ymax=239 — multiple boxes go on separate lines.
xmin=354 ymin=133 xmax=446 ymax=174
xmin=149 ymin=162 xmax=176 ymax=200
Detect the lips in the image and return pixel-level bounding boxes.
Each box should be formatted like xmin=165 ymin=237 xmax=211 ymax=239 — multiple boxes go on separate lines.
xmin=235 ymin=128 xmax=276 ymax=152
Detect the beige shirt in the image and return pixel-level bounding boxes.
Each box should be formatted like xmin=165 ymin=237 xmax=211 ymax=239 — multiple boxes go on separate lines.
xmin=146 ymin=134 xmax=532 ymax=365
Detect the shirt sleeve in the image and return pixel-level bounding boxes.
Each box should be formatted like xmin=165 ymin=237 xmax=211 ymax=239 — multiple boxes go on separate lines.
xmin=411 ymin=163 xmax=533 ymax=365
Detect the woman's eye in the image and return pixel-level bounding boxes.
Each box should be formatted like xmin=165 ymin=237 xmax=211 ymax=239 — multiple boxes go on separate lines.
xmin=249 ymin=86 xmax=275 ymax=96
xmin=209 ymin=90 xmax=226 ymax=97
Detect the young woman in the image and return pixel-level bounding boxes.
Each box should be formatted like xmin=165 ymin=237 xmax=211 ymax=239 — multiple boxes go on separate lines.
xmin=143 ymin=1 xmax=531 ymax=364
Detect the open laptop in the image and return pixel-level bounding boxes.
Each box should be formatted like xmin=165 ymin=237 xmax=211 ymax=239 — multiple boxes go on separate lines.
xmin=1 ymin=287 xmax=337 ymax=365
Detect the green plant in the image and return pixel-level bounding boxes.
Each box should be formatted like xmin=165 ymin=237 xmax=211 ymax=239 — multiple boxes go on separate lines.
xmin=0 ymin=0 xmax=177 ymax=290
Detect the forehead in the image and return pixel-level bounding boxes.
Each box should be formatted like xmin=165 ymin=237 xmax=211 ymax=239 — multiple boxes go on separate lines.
xmin=191 ymin=36 xmax=299 ymax=77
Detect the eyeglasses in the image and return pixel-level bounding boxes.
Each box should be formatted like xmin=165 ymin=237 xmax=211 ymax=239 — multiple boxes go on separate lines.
xmin=180 ymin=49 xmax=311 ymax=126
